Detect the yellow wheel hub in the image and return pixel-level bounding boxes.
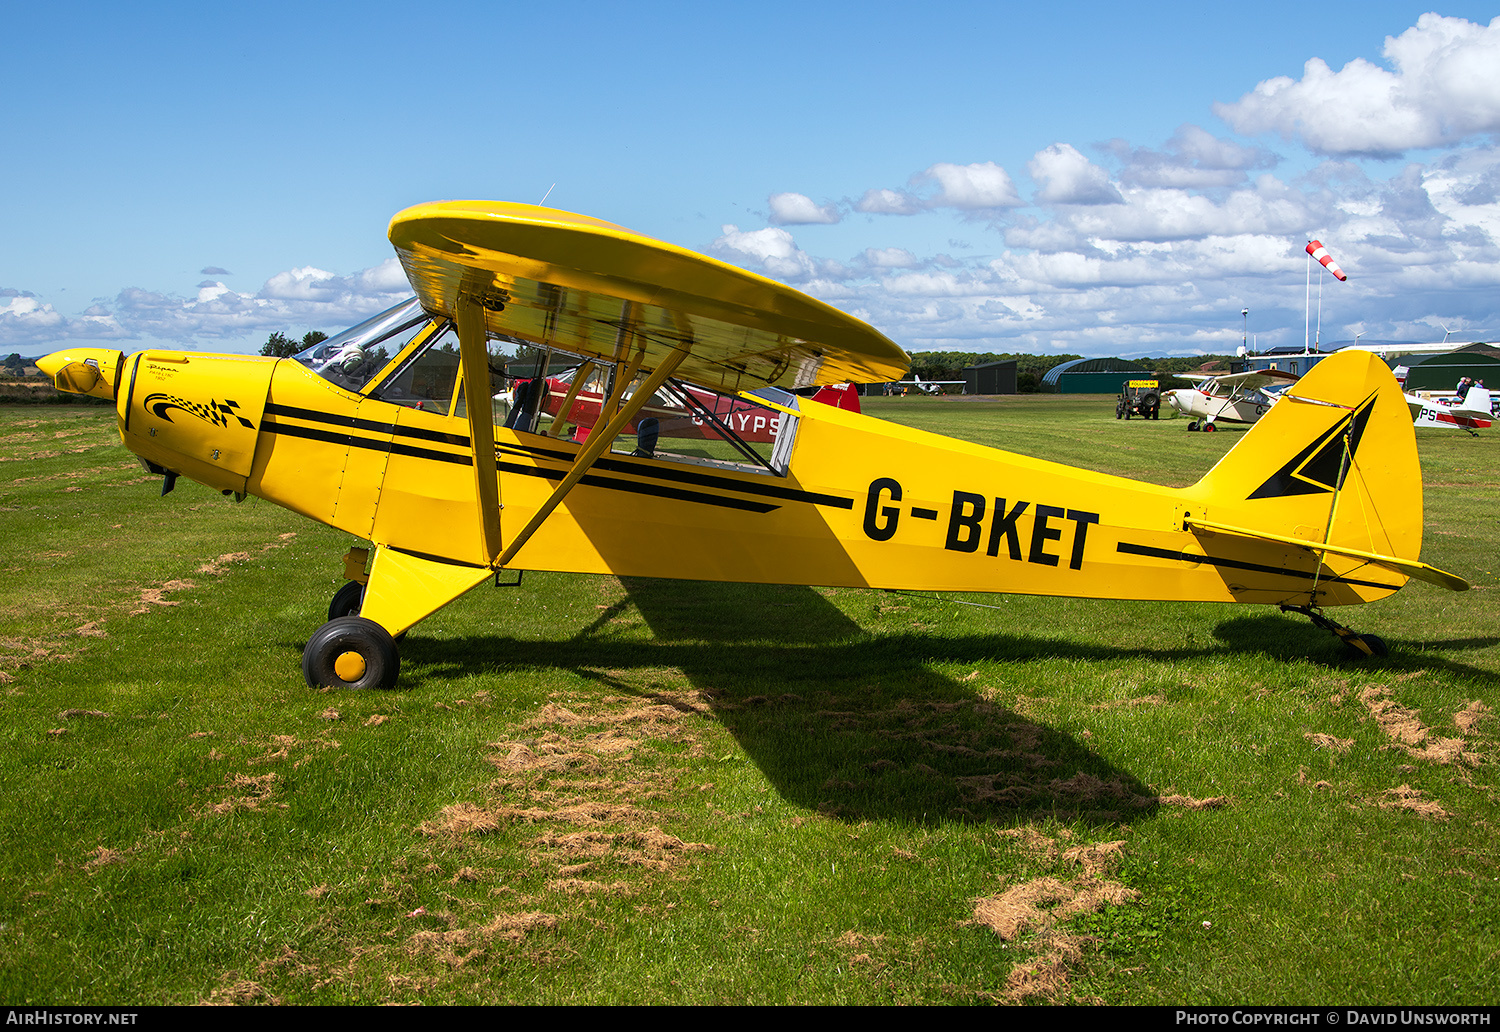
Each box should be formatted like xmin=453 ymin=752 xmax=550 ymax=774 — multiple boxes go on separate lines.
xmin=334 ymin=650 xmax=367 ymax=682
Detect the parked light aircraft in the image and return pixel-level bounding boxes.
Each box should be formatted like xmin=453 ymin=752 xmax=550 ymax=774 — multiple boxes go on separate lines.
xmin=1164 ymin=369 xmax=1299 ymax=431
xmin=892 ymin=374 xmax=964 ymax=395
xmin=1407 ymin=386 xmax=1493 ymax=434
xmin=38 ymin=201 xmax=1468 ymax=688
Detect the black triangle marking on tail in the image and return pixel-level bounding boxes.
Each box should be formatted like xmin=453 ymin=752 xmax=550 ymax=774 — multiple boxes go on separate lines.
xmin=1248 ymin=392 xmax=1376 ymax=500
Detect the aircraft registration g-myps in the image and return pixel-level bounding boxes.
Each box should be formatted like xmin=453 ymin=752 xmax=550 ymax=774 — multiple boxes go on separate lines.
xmin=38 ymin=201 xmax=1469 ymax=689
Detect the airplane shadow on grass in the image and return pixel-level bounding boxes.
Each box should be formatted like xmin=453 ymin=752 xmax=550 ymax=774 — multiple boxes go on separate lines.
xmin=1210 ymin=613 xmax=1500 ymax=660
xmin=391 ymin=580 xmax=1493 ymax=828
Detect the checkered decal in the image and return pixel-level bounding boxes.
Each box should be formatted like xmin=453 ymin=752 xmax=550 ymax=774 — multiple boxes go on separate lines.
xmin=142 ymin=394 xmax=256 ymax=430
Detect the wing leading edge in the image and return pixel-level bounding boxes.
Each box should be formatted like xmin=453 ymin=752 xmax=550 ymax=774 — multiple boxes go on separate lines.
xmin=388 ymin=201 xmax=911 ymax=396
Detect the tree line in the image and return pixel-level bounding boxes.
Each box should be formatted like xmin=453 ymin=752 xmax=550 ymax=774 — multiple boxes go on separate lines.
xmin=907 ymin=350 xmax=1234 ymax=392
xmin=260 ymin=331 xmax=329 ymax=357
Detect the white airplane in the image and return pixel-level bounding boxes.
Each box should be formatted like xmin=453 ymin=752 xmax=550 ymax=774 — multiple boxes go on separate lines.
xmin=1407 ymin=386 xmax=1492 ymax=434
xmin=891 ymin=374 xmax=964 ymax=395
xmin=1164 ymin=369 xmax=1299 ymax=432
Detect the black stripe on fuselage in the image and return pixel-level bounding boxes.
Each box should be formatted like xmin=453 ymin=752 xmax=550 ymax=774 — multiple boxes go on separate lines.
xmin=262 ymin=404 xmax=853 ymax=512
xmin=1115 ymin=541 xmax=1400 ymax=591
xmin=266 ymin=413 xmax=770 ymax=510
xmin=265 ymin=403 xmax=468 ymax=448
xmin=263 ymin=417 xmax=470 ymax=466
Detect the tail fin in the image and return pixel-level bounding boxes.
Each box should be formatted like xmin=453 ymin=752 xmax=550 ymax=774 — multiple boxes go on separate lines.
xmin=1183 ymin=350 xmax=1464 ymax=603
xmin=811 ymin=382 xmax=862 ymax=413
xmin=1455 ymin=386 xmax=1493 ymax=421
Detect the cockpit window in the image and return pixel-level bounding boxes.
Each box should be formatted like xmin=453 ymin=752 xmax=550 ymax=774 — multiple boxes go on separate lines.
xmin=507 ymin=358 xmax=799 ymax=476
xmin=294 ymin=297 xmax=431 ymax=393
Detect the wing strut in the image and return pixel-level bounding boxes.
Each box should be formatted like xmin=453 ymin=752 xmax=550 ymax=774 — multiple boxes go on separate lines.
xmin=456 ymin=295 xmax=503 ymax=562
xmin=493 ymin=345 xmax=687 ymax=569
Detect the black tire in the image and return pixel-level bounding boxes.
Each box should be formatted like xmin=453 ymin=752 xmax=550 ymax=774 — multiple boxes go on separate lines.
xmin=1203 ymin=422 xmax=1217 ymax=433
xmin=1354 ymin=634 xmax=1389 ymax=658
xmin=302 ymin=616 xmax=400 ymax=690
xmin=1187 ymin=421 xmax=1198 ymax=432
xmin=328 ymin=581 xmax=364 ymax=621
xmin=1140 ymin=390 xmax=1159 ymax=412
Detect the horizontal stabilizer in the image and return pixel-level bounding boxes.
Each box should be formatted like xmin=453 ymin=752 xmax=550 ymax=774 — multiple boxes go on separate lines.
xmin=1185 ymin=517 xmax=1469 ymax=592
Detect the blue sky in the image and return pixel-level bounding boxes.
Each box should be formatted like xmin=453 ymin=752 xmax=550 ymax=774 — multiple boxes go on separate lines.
xmin=5 ymin=2 xmax=1500 ymax=359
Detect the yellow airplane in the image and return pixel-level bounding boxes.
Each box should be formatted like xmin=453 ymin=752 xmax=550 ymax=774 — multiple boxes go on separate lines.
xmin=38 ymin=201 xmax=1468 ymax=688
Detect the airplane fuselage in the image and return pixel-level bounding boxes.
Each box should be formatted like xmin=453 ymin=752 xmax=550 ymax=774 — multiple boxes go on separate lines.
xmin=1164 ymin=386 xmax=1276 ymax=426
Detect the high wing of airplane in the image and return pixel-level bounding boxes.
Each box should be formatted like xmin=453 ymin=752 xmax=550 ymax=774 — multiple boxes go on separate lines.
xmin=1407 ymin=386 xmax=1493 ymax=435
xmin=38 ymin=200 xmax=1467 ymax=690
xmin=892 ymin=374 xmax=964 ymax=395
xmin=1164 ymin=369 xmax=1300 ymax=431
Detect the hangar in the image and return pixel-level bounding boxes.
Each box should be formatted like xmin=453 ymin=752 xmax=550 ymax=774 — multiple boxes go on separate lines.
xmin=1398 ymin=343 xmax=1500 ymax=392
xmin=1041 ymin=357 xmax=1152 ymax=394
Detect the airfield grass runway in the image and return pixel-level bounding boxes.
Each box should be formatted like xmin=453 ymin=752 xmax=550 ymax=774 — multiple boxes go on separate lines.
xmin=0 ymin=396 xmax=1495 ymax=1005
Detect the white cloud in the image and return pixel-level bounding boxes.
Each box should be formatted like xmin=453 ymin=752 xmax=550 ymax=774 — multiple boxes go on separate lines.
xmin=1028 ymin=144 xmax=1124 ymax=205
xmin=712 ymin=224 xmax=817 ymax=281
xmin=854 ymin=187 xmax=923 ymax=215
xmin=262 ymin=266 xmax=342 ymax=302
xmin=768 ymin=192 xmax=841 ymax=225
xmin=1215 ymin=14 xmax=1500 ymax=157
xmin=0 ymin=291 xmax=71 ymax=344
xmin=6 ymin=258 xmax=416 ymax=347
xmin=917 ymin=161 xmax=1024 ymax=210
xmin=1048 ymin=177 xmax=1310 ymax=244
xmin=858 ymin=247 xmax=919 ymax=269
xmin=1114 ymin=124 xmax=1278 ymax=189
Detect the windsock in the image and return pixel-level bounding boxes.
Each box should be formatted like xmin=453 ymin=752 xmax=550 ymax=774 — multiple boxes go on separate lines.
xmin=1305 ymin=240 xmax=1347 ymax=281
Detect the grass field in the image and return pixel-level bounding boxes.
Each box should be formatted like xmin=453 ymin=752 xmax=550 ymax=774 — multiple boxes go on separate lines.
xmin=1 ymin=397 xmax=1495 ymax=1005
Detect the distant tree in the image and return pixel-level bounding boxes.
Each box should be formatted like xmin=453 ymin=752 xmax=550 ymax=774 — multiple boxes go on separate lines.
xmin=260 ymin=332 xmax=300 ymax=358
xmin=906 ymin=350 xmax=1084 ymax=393
xmin=3 ymin=353 xmax=23 ymax=374
xmin=261 ymin=330 xmax=331 ymax=358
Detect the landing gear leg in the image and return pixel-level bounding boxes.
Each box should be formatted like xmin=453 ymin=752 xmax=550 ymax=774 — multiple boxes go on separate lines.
xmin=1281 ymin=604 xmax=1388 ymax=658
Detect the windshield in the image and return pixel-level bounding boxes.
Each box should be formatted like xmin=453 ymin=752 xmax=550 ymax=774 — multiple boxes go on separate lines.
xmin=294 ymin=297 xmax=431 ymax=393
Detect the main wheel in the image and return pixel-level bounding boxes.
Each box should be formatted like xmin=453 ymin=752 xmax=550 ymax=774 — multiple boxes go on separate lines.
xmin=1187 ymin=421 xmax=1199 ymax=431
xmin=1203 ymin=422 xmax=1217 ymax=433
xmin=302 ymin=617 xmax=400 ymax=690
xmin=328 ymin=581 xmax=365 ymax=620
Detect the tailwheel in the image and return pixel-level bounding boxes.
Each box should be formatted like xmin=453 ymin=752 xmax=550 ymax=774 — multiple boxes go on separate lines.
xmin=1344 ymin=633 xmax=1388 ymax=658
xmin=1281 ymin=605 xmax=1388 ymax=660
xmin=303 ymin=616 xmax=400 ymax=689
